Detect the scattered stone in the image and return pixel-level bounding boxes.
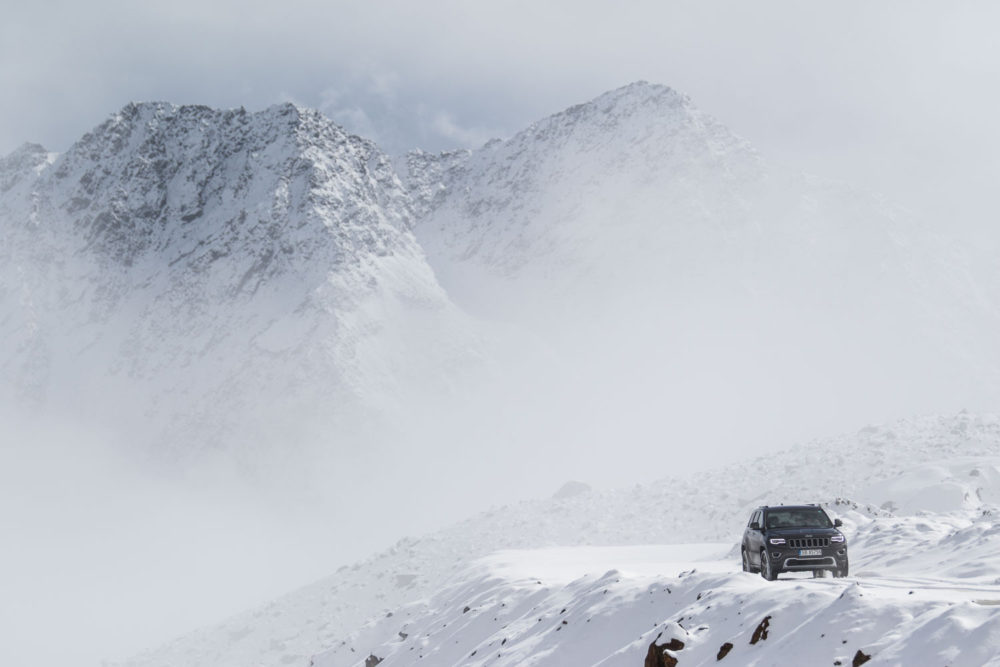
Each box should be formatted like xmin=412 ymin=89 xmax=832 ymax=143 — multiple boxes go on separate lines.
xmin=852 ymin=649 xmax=872 ymax=666
xmin=643 ymin=640 xmax=680 ymax=667
xmin=398 ymin=631 xmax=408 ymax=640
xmin=463 ymin=606 xmax=471 ymax=613
xmin=750 ymin=616 xmax=771 ymax=645
xmin=717 ymin=642 xmax=734 ymax=660
xmin=364 ymin=655 xmax=382 ymax=667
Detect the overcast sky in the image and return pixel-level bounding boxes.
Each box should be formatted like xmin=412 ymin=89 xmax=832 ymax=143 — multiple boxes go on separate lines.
xmin=2 ymin=1 xmax=998 ymax=228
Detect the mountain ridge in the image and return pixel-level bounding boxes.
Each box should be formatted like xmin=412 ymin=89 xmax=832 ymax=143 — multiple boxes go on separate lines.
xmin=0 ymin=99 xmax=478 ymax=457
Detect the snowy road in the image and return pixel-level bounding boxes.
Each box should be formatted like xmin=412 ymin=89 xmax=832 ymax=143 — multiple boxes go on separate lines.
xmin=485 ymin=543 xmax=1000 ymax=603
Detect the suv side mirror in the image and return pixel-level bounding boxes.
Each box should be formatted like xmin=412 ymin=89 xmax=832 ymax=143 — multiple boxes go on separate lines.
xmin=750 ymin=521 xmax=760 ymax=531
xmin=834 ymin=518 xmax=843 ymax=527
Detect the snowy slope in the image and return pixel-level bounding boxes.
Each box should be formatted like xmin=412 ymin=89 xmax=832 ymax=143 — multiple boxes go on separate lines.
xmin=315 ymin=541 xmax=1000 ymax=667
xmin=120 ymin=412 xmax=1000 ymax=667
xmin=0 ymin=103 xmax=481 ymax=457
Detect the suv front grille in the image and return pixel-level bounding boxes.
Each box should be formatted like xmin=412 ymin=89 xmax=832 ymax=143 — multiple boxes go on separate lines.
xmin=788 ymin=537 xmax=830 ymax=548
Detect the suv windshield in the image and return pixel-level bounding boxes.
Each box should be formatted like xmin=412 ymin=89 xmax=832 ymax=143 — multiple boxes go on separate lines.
xmin=764 ymin=507 xmax=832 ymax=529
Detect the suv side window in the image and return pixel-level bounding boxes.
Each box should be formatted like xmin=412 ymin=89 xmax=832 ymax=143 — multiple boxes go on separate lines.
xmin=749 ymin=510 xmax=760 ymax=527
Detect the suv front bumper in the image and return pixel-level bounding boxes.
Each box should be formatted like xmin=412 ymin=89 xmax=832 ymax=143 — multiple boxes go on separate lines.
xmin=769 ymin=546 xmax=848 ymax=573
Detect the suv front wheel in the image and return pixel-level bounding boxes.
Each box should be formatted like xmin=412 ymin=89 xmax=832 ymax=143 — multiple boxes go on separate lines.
xmin=761 ymin=550 xmax=777 ymax=581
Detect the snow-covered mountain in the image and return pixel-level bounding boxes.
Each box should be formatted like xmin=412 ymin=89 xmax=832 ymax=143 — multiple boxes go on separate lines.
xmin=403 ymin=81 xmax=957 ymax=321
xmin=0 ymin=102 xmax=480 ymax=458
xmin=405 ymin=82 xmax=760 ymax=293
xmin=403 ymin=82 xmax=1000 ymax=444
xmin=4 ymin=82 xmax=999 ymax=467
xmin=118 ymin=412 xmax=1000 ymax=667
xmin=5 ymin=83 xmax=1000 ymax=667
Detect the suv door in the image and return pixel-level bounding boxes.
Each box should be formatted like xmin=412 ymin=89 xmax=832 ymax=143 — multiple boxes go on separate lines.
xmin=747 ymin=510 xmax=764 ymax=567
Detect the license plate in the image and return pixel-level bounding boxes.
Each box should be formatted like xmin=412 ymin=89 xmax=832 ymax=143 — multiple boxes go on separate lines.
xmin=799 ymin=549 xmax=822 ymax=556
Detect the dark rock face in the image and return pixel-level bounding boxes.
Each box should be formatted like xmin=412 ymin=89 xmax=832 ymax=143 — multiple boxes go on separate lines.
xmin=750 ymin=615 xmax=771 ymax=645
xmin=717 ymin=642 xmax=734 ymax=660
xmin=852 ymin=649 xmax=872 ymax=666
xmin=643 ymin=636 xmax=685 ymax=667
xmin=364 ymin=654 xmax=383 ymax=667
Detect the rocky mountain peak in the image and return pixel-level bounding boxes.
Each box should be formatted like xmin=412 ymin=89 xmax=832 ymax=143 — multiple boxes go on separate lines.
xmin=0 ymin=142 xmax=54 ymax=194
xmin=33 ymin=100 xmax=412 ymax=277
xmin=0 ymin=99 xmax=474 ymax=455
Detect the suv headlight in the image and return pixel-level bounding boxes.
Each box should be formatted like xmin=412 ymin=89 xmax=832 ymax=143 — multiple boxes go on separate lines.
xmin=768 ymin=538 xmax=786 ymax=545
xmin=830 ymin=535 xmax=845 ymax=543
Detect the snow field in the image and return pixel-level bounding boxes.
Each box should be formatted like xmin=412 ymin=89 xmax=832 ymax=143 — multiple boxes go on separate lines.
xmin=317 ymin=539 xmax=1000 ymax=667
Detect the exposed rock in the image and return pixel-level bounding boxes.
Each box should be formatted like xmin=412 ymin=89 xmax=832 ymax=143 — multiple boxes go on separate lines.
xmin=643 ymin=636 xmax=684 ymax=667
xmin=750 ymin=616 xmax=771 ymax=645
xmin=364 ymin=655 xmax=382 ymax=667
xmin=717 ymin=642 xmax=733 ymax=660
xmin=852 ymin=649 xmax=872 ymax=666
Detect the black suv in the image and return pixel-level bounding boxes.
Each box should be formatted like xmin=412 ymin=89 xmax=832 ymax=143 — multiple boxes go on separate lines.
xmin=741 ymin=505 xmax=848 ymax=580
